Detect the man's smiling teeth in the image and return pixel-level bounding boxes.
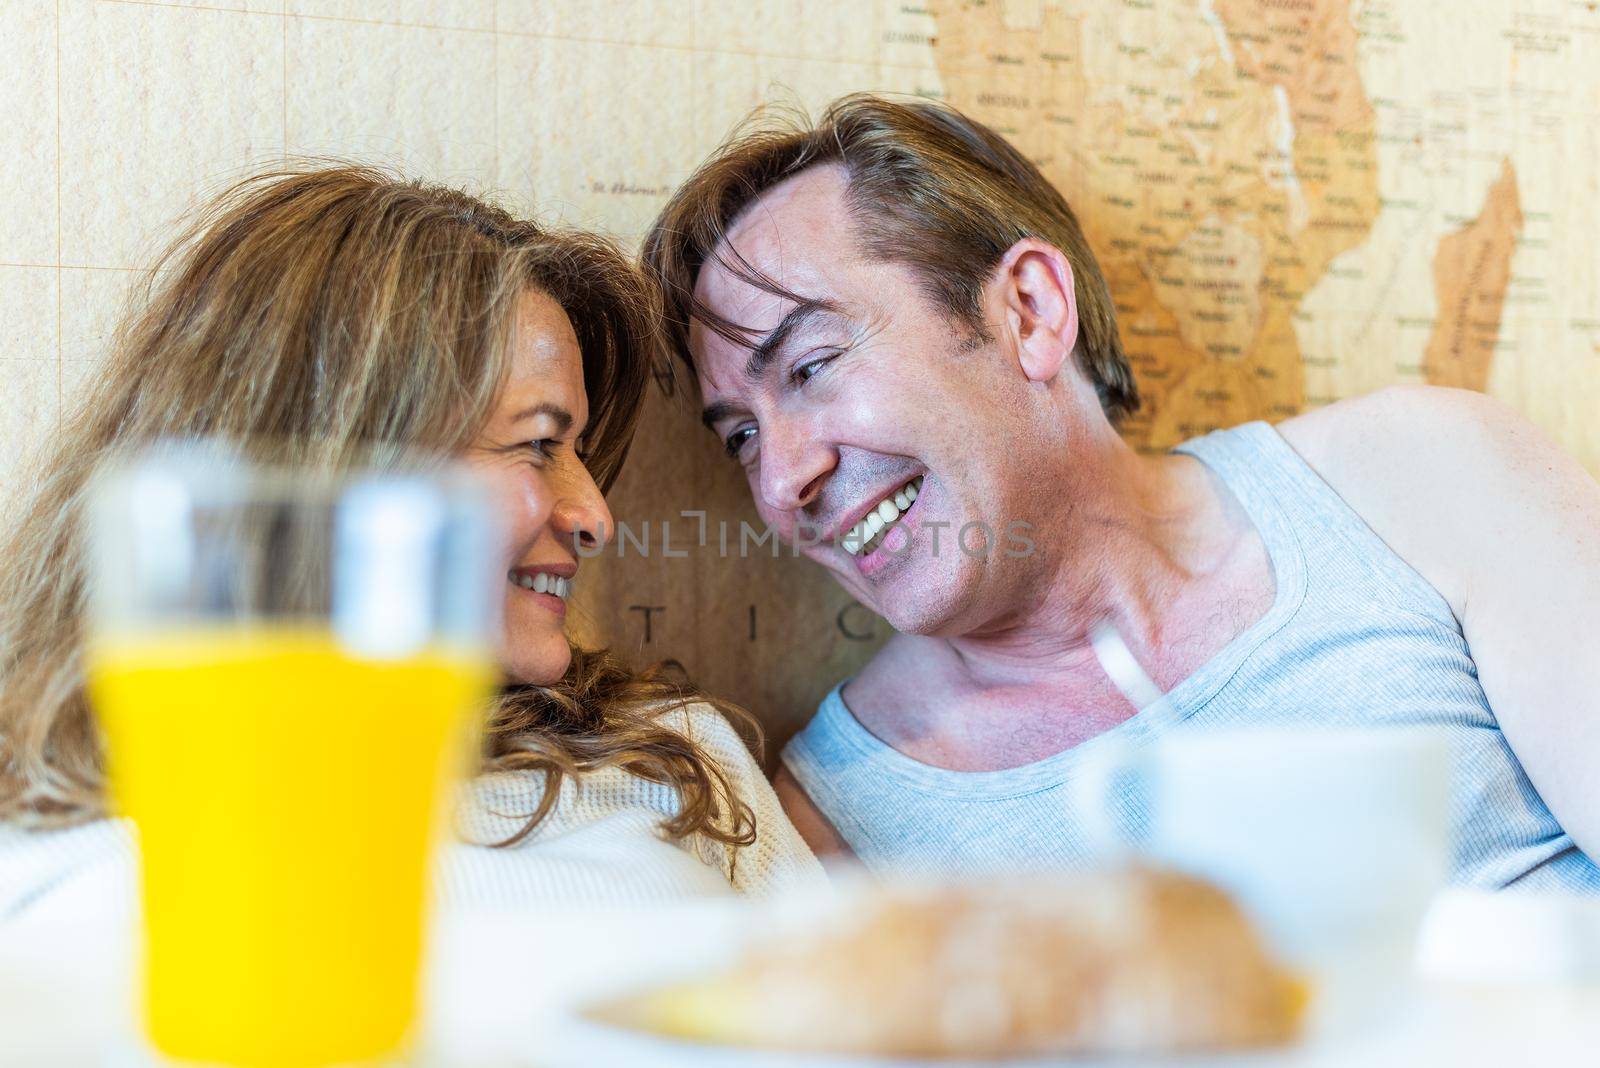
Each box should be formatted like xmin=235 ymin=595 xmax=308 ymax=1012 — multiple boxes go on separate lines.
xmin=509 ymin=571 xmax=571 ymax=599
xmin=842 ymin=476 xmax=922 ymax=557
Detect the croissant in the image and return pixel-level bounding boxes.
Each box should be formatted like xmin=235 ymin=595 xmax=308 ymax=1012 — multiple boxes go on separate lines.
xmin=606 ymin=866 xmax=1307 ymax=1058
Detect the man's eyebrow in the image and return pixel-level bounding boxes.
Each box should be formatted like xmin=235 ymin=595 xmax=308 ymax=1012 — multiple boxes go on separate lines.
xmin=701 ymin=400 xmax=744 ymax=431
xmin=744 ymin=299 xmax=845 ymax=380
xmin=508 ymin=402 xmax=573 ymax=435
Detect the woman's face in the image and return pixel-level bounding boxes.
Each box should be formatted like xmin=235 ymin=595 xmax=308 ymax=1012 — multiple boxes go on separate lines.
xmin=466 ymin=289 xmax=613 ymax=685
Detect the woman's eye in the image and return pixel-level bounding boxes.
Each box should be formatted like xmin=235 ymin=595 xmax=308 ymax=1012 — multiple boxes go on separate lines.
xmin=724 ymin=426 xmax=757 ymax=459
xmin=524 ymin=439 xmax=557 ymax=463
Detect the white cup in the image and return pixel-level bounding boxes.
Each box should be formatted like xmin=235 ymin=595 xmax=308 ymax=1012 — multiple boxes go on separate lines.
xmin=1072 ymin=725 xmax=1453 ymax=1032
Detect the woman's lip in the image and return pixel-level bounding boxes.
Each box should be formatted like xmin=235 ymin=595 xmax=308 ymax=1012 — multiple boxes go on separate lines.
xmin=511 ymin=583 xmax=568 ymax=614
xmin=510 ymin=561 xmax=577 ymax=579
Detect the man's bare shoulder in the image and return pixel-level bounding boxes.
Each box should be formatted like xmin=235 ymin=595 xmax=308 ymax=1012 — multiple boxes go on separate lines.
xmin=772 ymin=763 xmax=853 ymax=858
xmin=1276 ymin=384 xmax=1577 ymax=614
xmin=1277 ymin=384 xmax=1516 ymax=474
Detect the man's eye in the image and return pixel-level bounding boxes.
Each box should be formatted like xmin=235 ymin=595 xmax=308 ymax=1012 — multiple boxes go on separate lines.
xmin=792 ymin=350 xmax=840 ymax=385
xmin=724 ymin=426 xmax=757 ymax=459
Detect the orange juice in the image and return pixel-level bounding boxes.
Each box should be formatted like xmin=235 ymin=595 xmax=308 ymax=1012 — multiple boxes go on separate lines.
xmin=89 ymin=628 xmax=494 ymax=1067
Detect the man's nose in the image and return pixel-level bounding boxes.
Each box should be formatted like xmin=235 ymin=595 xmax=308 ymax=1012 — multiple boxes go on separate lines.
xmin=757 ymin=417 xmax=836 ymax=514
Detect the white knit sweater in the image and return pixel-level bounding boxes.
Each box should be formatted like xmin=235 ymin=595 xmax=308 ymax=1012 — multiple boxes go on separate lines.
xmin=0 ymin=703 xmax=827 ymax=923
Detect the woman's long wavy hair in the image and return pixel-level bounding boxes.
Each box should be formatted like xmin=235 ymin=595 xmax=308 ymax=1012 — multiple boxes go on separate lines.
xmin=0 ymin=165 xmax=756 ymax=851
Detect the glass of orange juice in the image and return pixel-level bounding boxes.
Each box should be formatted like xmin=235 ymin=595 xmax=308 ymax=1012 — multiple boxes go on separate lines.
xmin=84 ymin=444 xmax=502 ymax=1067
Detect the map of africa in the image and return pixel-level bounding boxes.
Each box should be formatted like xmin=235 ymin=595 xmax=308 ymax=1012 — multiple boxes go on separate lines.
xmin=924 ymin=0 xmax=1597 ymax=457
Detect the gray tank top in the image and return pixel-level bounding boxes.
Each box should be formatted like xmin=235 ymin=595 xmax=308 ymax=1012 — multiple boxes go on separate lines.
xmin=783 ymin=421 xmax=1600 ymax=892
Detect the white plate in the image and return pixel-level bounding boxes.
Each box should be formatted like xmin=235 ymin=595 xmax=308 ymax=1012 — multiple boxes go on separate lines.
xmin=550 ymin=981 xmax=1600 ymax=1068
xmin=552 ymin=1008 xmax=1369 ymax=1068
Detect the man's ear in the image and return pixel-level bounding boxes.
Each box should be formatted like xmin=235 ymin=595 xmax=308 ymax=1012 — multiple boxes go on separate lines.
xmin=994 ymin=239 xmax=1079 ymax=384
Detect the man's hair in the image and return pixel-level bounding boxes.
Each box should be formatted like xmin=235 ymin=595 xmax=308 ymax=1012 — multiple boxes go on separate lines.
xmin=642 ymin=93 xmax=1139 ymax=423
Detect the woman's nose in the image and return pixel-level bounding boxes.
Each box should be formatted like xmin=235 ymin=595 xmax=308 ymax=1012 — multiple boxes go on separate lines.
xmin=551 ymin=464 xmax=614 ymax=554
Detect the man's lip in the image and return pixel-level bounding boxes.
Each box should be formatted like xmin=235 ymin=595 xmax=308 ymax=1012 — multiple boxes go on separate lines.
xmin=509 ymin=561 xmax=577 ymax=579
xmin=855 ymin=492 xmax=921 ymax=577
xmin=817 ymin=475 xmax=925 ymax=546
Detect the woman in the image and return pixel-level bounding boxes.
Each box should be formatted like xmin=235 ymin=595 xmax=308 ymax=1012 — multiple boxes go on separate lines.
xmin=0 ymin=167 xmax=823 ymax=914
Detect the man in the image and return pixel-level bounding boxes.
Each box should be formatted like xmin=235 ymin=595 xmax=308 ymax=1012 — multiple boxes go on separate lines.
xmin=642 ymin=95 xmax=1600 ymax=888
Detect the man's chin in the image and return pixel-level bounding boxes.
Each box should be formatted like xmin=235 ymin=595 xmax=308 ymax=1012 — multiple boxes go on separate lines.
xmin=871 ymin=586 xmax=974 ymax=638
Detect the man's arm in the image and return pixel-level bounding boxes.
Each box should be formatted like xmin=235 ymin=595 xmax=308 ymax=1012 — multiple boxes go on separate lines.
xmin=1281 ymin=385 xmax=1600 ymax=858
xmin=772 ymin=764 xmax=855 ymax=859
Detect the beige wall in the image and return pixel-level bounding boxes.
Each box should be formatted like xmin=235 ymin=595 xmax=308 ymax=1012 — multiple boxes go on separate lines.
xmin=0 ymin=0 xmax=943 ymax=753
xmin=6 ymin=1 xmax=1598 ymax=754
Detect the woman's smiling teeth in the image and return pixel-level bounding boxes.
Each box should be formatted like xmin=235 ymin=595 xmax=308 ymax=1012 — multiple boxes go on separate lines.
xmin=842 ymin=476 xmax=922 ymax=557
xmin=510 ymin=570 xmax=571 ymax=598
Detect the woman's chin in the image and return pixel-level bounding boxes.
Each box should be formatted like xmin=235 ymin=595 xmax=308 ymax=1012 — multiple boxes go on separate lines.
xmin=498 ymin=631 xmax=571 ymax=687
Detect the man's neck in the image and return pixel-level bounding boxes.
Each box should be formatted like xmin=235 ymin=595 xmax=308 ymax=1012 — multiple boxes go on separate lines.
xmin=946 ymin=442 xmax=1229 ymax=694
xmin=850 ymin=437 xmax=1272 ymax=770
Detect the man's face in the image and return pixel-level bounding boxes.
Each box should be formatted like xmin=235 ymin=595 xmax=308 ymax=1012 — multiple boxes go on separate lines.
xmin=691 ymin=165 xmax=1069 ymax=636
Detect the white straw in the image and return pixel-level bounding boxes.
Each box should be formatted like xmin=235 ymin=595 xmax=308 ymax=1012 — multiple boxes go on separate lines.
xmin=1088 ymin=619 xmax=1176 ymax=719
